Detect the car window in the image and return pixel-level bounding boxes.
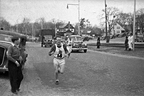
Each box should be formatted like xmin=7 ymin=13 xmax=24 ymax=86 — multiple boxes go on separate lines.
xmin=71 ymin=36 xmax=82 ymax=41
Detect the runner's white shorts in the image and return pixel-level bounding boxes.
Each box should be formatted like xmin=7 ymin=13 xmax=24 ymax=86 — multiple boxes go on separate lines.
xmin=53 ymin=58 xmax=65 ymax=73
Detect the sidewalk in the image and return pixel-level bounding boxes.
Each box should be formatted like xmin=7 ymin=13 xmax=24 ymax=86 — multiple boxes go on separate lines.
xmin=86 ymin=38 xmax=144 ymax=48
xmin=88 ymin=45 xmax=144 ymax=59
xmin=87 ymin=37 xmax=144 ymax=58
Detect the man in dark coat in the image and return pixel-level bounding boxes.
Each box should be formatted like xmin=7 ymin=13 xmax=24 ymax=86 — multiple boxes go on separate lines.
xmin=7 ymin=36 xmax=23 ymax=95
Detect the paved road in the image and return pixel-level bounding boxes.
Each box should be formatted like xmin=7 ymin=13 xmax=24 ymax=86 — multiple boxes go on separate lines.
xmin=1 ymin=42 xmax=144 ymax=96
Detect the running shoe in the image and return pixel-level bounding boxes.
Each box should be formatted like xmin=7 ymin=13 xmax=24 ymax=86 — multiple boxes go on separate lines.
xmin=55 ymin=79 xmax=59 ymax=85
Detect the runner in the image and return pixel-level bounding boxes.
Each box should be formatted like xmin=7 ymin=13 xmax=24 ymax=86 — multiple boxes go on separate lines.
xmin=66 ymin=37 xmax=72 ymax=58
xmin=49 ymin=37 xmax=68 ymax=85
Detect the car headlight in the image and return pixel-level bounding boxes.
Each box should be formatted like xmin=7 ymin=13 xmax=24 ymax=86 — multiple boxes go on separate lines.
xmin=83 ymin=43 xmax=87 ymax=46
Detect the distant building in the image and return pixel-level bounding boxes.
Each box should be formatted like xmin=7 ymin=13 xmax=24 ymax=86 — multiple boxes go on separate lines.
xmin=56 ymin=22 xmax=75 ymax=37
xmin=111 ymin=23 xmax=125 ymax=35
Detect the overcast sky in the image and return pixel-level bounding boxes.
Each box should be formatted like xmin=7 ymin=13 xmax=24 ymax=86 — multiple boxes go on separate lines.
xmin=1 ymin=0 xmax=144 ymax=26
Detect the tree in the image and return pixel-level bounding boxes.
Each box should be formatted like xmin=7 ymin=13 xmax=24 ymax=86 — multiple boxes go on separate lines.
xmin=39 ymin=17 xmax=45 ymax=29
xmin=22 ymin=18 xmax=30 ymax=35
xmin=106 ymin=7 xmax=121 ymax=34
xmin=115 ymin=12 xmax=132 ymax=25
xmin=115 ymin=12 xmax=133 ymax=33
xmin=136 ymin=14 xmax=144 ymax=37
xmin=74 ymin=23 xmax=79 ymax=35
xmin=101 ymin=7 xmax=121 ymax=36
xmin=91 ymin=26 xmax=103 ymax=36
xmin=79 ymin=18 xmax=91 ymax=35
xmin=136 ymin=8 xmax=144 ymax=38
xmin=80 ymin=18 xmax=85 ymax=29
xmin=33 ymin=19 xmax=66 ymax=37
xmin=0 ymin=17 xmax=11 ymax=31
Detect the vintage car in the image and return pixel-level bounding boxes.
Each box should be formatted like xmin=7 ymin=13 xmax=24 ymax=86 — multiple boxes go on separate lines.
xmin=70 ymin=35 xmax=87 ymax=53
xmin=0 ymin=41 xmax=12 ymax=73
xmin=0 ymin=39 xmax=28 ymax=73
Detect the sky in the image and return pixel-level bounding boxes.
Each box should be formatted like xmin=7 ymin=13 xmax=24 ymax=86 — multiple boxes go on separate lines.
xmin=1 ymin=0 xmax=144 ymax=27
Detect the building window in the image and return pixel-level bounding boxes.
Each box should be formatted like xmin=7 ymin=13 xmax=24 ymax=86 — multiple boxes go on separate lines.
xmin=117 ymin=30 xmax=120 ymax=34
xmin=117 ymin=27 xmax=120 ymax=29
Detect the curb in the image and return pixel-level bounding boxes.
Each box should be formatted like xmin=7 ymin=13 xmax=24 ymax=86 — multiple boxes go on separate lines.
xmin=87 ymin=42 xmax=144 ymax=48
xmin=88 ymin=49 xmax=144 ymax=60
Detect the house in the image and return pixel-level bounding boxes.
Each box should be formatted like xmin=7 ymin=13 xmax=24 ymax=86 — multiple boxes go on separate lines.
xmin=111 ymin=23 xmax=125 ymax=35
xmin=56 ymin=22 xmax=75 ymax=37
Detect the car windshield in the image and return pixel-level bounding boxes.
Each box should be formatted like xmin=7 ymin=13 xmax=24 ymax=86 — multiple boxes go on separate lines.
xmin=71 ymin=36 xmax=82 ymax=41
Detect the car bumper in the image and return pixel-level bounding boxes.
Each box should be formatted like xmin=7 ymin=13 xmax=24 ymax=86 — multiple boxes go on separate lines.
xmin=72 ymin=48 xmax=87 ymax=51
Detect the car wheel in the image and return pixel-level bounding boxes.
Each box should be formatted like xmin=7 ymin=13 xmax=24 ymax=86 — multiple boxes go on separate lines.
xmin=84 ymin=50 xmax=87 ymax=53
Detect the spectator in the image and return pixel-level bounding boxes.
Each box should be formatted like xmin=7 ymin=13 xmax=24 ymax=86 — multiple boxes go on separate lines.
xmin=128 ymin=33 xmax=133 ymax=51
xmin=97 ymin=36 xmax=101 ymax=48
xmin=66 ymin=37 xmax=72 ymax=57
xmin=7 ymin=36 xmax=23 ymax=95
xmin=124 ymin=36 xmax=129 ymax=51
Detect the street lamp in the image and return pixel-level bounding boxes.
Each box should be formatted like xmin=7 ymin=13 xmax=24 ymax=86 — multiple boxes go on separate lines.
xmin=67 ymin=0 xmax=80 ymax=35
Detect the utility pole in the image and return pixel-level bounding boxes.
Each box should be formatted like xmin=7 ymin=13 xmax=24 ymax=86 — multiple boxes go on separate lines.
xmin=105 ymin=0 xmax=108 ymax=43
xmin=41 ymin=21 xmax=43 ymax=29
xmin=78 ymin=0 xmax=80 ymax=35
xmin=67 ymin=0 xmax=80 ymax=35
xmin=32 ymin=23 xmax=34 ymax=38
xmin=133 ymin=0 xmax=136 ymax=50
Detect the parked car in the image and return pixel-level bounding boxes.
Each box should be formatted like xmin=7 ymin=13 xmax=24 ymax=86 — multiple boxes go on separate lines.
xmin=0 ymin=38 xmax=28 ymax=73
xmin=70 ymin=35 xmax=87 ymax=53
xmin=0 ymin=41 xmax=12 ymax=73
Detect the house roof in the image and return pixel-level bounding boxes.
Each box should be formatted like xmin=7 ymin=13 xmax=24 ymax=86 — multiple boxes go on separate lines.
xmin=114 ymin=23 xmax=125 ymax=30
xmin=64 ymin=23 xmax=74 ymax=29
xmin=58 ymin=22 xmax=74 ymax=29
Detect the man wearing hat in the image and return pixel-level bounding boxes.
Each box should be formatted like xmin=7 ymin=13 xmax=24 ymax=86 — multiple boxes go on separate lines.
xmin=49 ymin=37 xmax=68 ymax=85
